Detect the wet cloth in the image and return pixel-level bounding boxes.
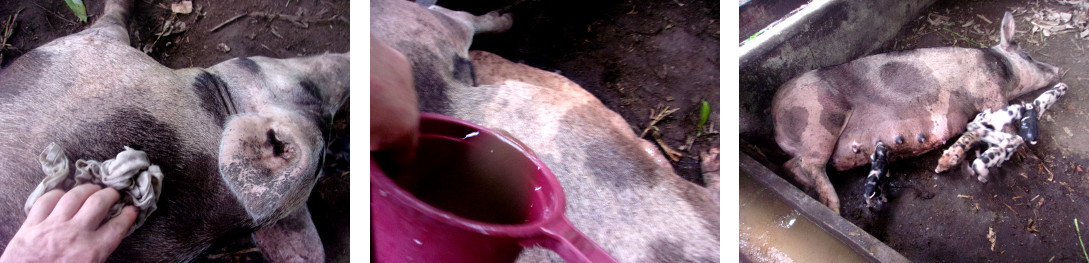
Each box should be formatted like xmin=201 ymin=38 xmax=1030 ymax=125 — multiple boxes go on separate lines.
xmin=24 ymin=142 xmax=164 ymax=235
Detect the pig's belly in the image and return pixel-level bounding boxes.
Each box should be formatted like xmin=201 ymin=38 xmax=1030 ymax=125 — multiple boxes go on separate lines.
xmin=828 ymin=112 xmax=964 ymax=171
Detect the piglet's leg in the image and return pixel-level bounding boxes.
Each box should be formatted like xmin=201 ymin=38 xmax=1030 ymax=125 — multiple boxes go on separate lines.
xmin=971 ymin=131 xmax=1024 ymax=183
xmin=864 ymin=141 xmax=889 ymax=209
xmin=1019 ymin=103 xmax=1039 ymax=145
xmin=937 ymin=112 xmax=993 ymax=173
xmin=936 ymin=129 xmax=981 ymax=173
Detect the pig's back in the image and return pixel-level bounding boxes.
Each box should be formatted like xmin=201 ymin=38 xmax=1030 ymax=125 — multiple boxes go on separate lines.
xmin=0 ymin=30 xmax=231 ymax=259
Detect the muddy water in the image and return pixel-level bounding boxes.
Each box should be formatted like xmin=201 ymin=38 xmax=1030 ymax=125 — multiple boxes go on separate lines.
xmin=394 ymin=135 xmax=535 ymax=225
xmin=739 ymin=171 xmax=867 ymax=263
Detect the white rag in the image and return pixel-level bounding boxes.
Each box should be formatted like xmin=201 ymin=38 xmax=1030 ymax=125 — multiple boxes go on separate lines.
xmin=24 ymin=142 xmax=164 ymax=235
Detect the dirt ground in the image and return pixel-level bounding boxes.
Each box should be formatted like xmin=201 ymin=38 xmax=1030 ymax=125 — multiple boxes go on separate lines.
xmin=0 ymin=0 xmax=348 ymax=262
xmin=747 ymin=0 xmax=1089 ymax=261
xmin=439 ymin=0 xmax=721 ymax=185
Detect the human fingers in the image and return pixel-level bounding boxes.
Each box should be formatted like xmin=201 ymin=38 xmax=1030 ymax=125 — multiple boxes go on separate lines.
xmin=97 ymin=205 xmax=137 ymax=249
xmin=25 ymin=189 xmax=66 ymax=224
xmin=370 ymin=34 xmax=419 ymax=152
xmin=73 ymin=187 xmax=121 ymax=228
xmin=49 ymin=184 xmax=104 ymax=221
xmin=371 ymin=34 xmax=419 ymax=166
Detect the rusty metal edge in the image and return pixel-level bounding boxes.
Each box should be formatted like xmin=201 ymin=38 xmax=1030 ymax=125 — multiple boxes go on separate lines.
xmin=740 ymin=152 xmax=911 ymax=263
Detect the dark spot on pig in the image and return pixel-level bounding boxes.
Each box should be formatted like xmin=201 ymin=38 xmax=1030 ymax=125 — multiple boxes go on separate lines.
xmin=815 ymin=63 xmax=864 ymax=96
xmin=650 ymin=239 xmax=685 ymax=262
xmin=895 ymin=135 xmax=904 ymax=145
xmin=191 ymin=71 xmax=232 ymax=127
xmin=234 ymin=57 xmax=262 ymax=76
xmin=427 ymin=8 xmax=472 ymax=45
xmin=981 ymin=48 xmax=1013 ymax=90
xmin=917 ymin=134 xmax=926 ymax=143
xmin=397 ymin=41 xmax=450 ymax=114
xmin=878 ymin=62 xmax=928 ymax=98
xmin=293 ymin=80 xmax=325 ymax=121
xmin=819 ymin=111 xmax=845 ymax=136
xmin=452 ymin=55 xmax=476 ymax=86
xmin=560 ymin=104 xmax=661 ymax=190
xmin=61 ymin=109 xmax=252 ymax=261
xmin=0 ymin=50 xmax=54 ymax=99
xmin=783 ymin=107 xmax=808 ymax=144
xmin=63 ymin=109 xmax=182 ymax=163
xmin=814 ymin=84 xmax=849 ymax=134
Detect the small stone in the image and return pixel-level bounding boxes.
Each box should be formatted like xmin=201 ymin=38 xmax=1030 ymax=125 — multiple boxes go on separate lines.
xmin=917 ymin=134 xmax=926 ymax=143
xmin=171 ymin=0 xmax=193 ymax=14
xmin=895 ymin=136 xmax=905 ymax=144
xmin=217 ymin=43 xmax=231 ymax=53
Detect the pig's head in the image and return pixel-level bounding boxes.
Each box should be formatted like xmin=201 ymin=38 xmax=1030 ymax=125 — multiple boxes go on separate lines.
xmin=210 ymin=53 xmax=349 ymax=226
xmin=992 ymin=11 xmax=1062 ymax=98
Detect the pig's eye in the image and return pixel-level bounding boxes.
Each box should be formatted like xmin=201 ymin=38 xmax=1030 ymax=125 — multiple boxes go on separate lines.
xmin=1019 ymin=52 xmax=1033 ymax=61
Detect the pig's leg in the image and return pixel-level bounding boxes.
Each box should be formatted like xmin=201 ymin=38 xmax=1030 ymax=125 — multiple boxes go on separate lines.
xmin=971 ymin=131 xmax=1024 ymax=183
xmin=252 ymin=206 xmax=325 ymax=262
xmin=427 ymin=5 xmax=513 ymax=34
xmin=783 ymin=146 xmax=840 ymax=214
xmin=701 ymin=147 xmax=720 ymax=203
xmin=864 ymin=141 xmax=889 ymax=209
xmin=84 ymin=0 xmax=132 ymax=43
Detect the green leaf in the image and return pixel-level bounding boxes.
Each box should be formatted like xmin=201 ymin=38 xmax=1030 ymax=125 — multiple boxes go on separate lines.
xmin=1078 ymin=218 xmax=1089 ymax=263
xmin=64 ymin=0 xmax=87 ymax=23
xmin=697 ymin=100 xmax=710 ymax=136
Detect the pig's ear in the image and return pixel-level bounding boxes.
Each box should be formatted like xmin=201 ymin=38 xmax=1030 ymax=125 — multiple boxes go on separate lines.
xmin=217 ymin=110 xmax=323 ymax=225
xmin=999 ymin=12 xmax=1016 ymax=48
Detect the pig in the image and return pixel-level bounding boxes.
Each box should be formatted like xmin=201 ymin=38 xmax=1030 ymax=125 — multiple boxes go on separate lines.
xmin=0 ymin=0 xmax=348 ymax=261
xmin=370 ymin=0 xmax=720 ymax=261
xmin=772 ymin=12 xmax=1061 ymax=214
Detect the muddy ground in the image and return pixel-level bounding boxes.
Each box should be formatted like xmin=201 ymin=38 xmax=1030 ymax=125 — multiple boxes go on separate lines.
xmin=746 ymin=0 xmax=1089 ymax=261
xmin=439 ymin=0 xmax=721 ymax=186
xmin=0 ymin=0 xmax=348 ymax=262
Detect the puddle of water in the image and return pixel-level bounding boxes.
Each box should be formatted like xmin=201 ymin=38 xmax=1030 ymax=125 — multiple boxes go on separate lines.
xmin=740 ymin=171 xmax=868 ymax=263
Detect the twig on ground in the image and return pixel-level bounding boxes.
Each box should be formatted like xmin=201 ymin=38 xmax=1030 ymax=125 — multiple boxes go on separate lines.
xmin=143 ymin=13 xmax=178 ymax=54
xmin=650 ymin=128 xmax=683 ymax=162
xmin=0 ymin=9 xmax=22 ymax=64
xmin=209 ymin=12 xmax=247 ymax=32
xmin=942 ymin=27 xmax=986 ymax=48
xmin=640 ymin=105 xmax=678 ymax=138
xmin=209 ymin=11 xmax=348 ymax=33
xmin=31 ymin=2 xmax=80 ymax=27
xmin=205 ymin=248 xmax=260 ymax=259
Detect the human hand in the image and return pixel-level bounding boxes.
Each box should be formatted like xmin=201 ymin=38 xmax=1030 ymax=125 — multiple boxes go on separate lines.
xmin=371 ymin=34 xmax=419 ymax=166
xmin=0 ymin=184 xmax=138 ymax=263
